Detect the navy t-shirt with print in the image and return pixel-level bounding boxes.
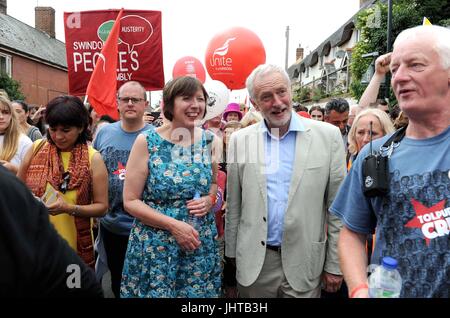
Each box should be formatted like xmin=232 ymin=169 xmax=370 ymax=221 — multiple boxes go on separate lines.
xmin=330 ymin=126 xmax=450 ymax=298
xmin=93 ymin=122 xmax=152 ymax=236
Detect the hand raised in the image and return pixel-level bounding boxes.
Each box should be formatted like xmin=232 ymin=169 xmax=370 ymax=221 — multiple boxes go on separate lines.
xmin=375 ymin=52 xmax=392 ymax=76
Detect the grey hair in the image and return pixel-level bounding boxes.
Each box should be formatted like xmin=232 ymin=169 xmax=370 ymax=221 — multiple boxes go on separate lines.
xmin=394 ymin=25 xmax=450 ymax=69
xmin=246 ymin=64 xmax=291 ymax=100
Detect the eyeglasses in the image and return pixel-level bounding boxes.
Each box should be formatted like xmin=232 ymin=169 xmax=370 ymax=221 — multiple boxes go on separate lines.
xmin=59 ymin=171 xmax=71 ymax=194
xmin=117 ymin=97 xmax=145 ymax=104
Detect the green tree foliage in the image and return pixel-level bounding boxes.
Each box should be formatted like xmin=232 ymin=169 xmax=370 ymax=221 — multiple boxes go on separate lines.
xmin=0 ymin=73 xmax=25 ymax=100
xmin=349 ymin=81 xmax=367 ymax=102
xmin=350 ymin=0 xmax=446 ymax=101
xmin=413 ymin=0 xmax=450 ymax=26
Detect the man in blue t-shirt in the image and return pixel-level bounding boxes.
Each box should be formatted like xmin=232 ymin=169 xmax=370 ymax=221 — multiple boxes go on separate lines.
xmin=330 ymin=25 xmax=450 ymax=298
xmin=93 ymin=81 xmax=152 ymax=298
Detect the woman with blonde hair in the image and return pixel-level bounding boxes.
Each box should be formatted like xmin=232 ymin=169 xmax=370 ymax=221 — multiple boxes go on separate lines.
xmin=348 ymin=108 xmax=395 ymax=156
xmin=240 ymin=109 xmax=262 ymax=128
xmin=0 ymin=96 xmax=32 ymax=174
xmin=347 ymin=108 xmax=395 ymax=167
xmin=347 ymin=108 xmax=395 ymax=265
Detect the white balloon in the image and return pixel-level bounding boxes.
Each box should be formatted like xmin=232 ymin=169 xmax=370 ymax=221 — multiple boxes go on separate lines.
xmin=203 ymin=80 xmax=230 ymax=121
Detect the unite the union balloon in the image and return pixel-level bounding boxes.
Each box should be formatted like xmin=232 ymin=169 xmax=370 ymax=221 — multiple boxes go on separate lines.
xmin=205 ymin=27 xmax=266 ymax=90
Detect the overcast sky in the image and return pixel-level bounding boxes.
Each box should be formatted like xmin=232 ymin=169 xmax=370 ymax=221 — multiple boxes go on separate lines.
xmin=6 ymin=0 xmax=360 ymax=103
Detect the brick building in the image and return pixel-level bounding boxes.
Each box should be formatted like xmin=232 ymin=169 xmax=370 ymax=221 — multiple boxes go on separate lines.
xmin=0 ymin=0 xmax=67 ymax=105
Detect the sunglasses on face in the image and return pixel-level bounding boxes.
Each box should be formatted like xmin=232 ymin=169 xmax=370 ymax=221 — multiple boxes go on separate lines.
xmin=59 ymin=172 xmax=71 ymax=194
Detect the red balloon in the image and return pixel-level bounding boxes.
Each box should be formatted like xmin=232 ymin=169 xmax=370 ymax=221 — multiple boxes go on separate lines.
xmin=205 ymin=27 xmax=266 ymax=90
xmin=172 ymin=56 xmax=206 ymax=83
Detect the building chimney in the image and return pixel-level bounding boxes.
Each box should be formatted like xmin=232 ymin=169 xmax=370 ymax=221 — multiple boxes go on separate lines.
xmin=0 ymin=0 xmax=7 ymax=15
xmin=296 ymin=45 xmax=304 ymax=61
xmin=35 ymin=6 xmax=55 ymax=38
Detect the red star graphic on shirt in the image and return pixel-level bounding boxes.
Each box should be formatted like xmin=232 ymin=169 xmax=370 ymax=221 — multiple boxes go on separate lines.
xmin=405 ymin=198 xmax=447 ymax=246
xmin=113 ymin=162 xmax=126 ymax=175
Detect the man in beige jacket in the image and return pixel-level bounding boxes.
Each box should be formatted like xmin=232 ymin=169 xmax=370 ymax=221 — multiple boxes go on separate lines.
xmin=225 ymin=64 xmax=346 ymax=297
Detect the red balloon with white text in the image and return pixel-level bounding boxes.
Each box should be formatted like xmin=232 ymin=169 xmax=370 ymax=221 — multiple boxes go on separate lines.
xmin=172 ymin=56 xmax=206 ymax=83
xmin=205 ymin=27 xmax=266 ymax=90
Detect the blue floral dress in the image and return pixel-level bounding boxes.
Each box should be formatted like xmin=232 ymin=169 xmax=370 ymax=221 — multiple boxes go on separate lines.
xmin=120 ymin=129 xmax=221 ymax=298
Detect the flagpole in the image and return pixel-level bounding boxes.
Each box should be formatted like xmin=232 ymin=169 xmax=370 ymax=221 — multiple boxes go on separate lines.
xmin=147 ymin=91 xmax=151 ymax=111
xmin=86 ymin=8 xmax=124 ymax=120
xmin=385 ymin=0 xmax=392 ymax=100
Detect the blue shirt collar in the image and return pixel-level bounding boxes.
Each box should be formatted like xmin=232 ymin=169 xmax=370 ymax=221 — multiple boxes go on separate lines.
xmin=260 ymin=111 xmax=305 ymax=138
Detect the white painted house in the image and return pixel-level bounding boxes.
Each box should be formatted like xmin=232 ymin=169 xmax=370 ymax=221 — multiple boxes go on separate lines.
xmin=288 ymin=0 xmax=381 ymax=102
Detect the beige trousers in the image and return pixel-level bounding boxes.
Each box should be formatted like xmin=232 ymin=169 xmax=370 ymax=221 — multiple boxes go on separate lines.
xmin=237 ymin=248 xmax=321 ymax=298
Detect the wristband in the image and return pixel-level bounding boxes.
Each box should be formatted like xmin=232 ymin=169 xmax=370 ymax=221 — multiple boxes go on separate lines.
xmin=71 ymin=205 xmax=80 ymax=216
xmin=209 ymin=193 xmax=217 ymax=206
xmin=350 ymin=282 xmax=369 ymax=298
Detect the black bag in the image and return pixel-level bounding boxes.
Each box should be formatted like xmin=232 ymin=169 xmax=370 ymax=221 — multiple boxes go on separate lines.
xmin=362 ymin=126 xmax=407 ymax=197
xmin=362 ymin=154 xmax=389 ymax=197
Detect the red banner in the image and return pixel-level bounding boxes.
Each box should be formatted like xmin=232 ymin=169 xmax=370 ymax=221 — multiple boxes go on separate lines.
xmin=64 ymin=9 xmax=164 ymax=95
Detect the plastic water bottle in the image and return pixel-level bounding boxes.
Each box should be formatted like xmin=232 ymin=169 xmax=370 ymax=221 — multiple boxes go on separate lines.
xmin=368 ymin=256 xmax=402 ymax=298
xmin=188 ymin=191 xmax=202 ymax=230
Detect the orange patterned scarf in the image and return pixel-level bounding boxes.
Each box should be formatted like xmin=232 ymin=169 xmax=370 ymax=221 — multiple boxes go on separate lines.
xmin=25 ymin=141 xmax=95 ymax=267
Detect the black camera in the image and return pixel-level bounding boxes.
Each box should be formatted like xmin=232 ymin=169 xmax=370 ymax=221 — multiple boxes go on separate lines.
xmin=362 ymin=154 xmax=389 ymax=197
xmin=361 ymin=125 xmax=407 ymax=198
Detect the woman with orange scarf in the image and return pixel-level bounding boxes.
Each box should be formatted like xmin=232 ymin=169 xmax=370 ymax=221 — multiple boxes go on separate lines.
xmin=18 ymin=95 xmax=108 ymax=267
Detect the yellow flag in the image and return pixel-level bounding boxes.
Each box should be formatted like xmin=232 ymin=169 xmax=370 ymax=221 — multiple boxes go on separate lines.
xmin=423 ymin=17 xmax=432 ymax=25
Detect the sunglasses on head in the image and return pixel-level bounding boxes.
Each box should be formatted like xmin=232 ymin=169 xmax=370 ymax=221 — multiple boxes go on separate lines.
xmin=59 ymin=171 xmax=70 ymax=194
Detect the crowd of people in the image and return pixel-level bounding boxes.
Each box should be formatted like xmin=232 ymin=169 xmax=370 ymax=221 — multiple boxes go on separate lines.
xmin=0 ymin=24 xmax=449 ymax=298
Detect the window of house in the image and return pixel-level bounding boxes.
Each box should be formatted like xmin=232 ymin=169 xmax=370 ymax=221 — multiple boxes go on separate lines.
xmin=0 ymin=53 xmax=12 ymax=76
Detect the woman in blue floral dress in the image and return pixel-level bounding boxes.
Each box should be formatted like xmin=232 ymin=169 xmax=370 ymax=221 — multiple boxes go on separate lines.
xmin=121 ymin=76 xmax=222 ymax=298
